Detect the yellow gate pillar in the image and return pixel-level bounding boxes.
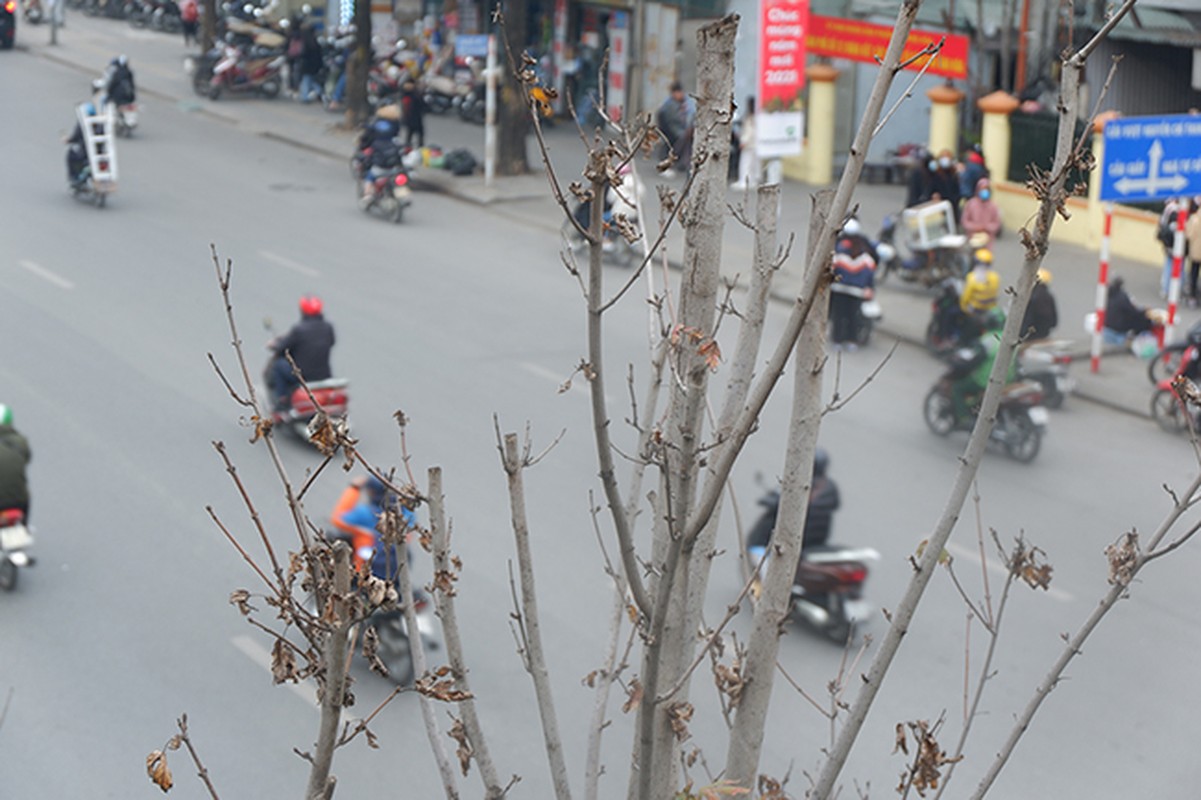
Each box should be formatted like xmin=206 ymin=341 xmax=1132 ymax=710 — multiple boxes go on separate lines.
xmin=805 ymin=63 xmax=840 ymax=185
xmin=927 ymin=84 xmax=964 ymax=157
xmin=976 ymin=90 xmax=1020 ymax=184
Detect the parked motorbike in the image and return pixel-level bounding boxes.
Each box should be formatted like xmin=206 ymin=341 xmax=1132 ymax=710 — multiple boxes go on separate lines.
xmin=0 ymin=508 xmax=36 ymax=591
xmin=1016 ymin=340 xmax=1075 ymax=409
xmin=209 ymin=43 xmax=285 ymax=100
xmin=421 ymin=73 xmax=468 ymax=115
xmin=21 ymin=0 xmax=43 ymax=23
xmin=923 ymin=367 xmax=1048 ymax=462
xmin=1150 ymin=339 xmax=1200 ymax=434
xmin=875 ymin=201 xmax=971 ymax=287
xmin=457 ymin=82 xmax=486 ymax=125
xmin=746 ymin=488 xmax=879 ymax=643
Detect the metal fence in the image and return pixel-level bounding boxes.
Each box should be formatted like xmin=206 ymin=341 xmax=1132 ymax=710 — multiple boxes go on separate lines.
xmin=1007 ymin=110 xmax=1091 ymax=187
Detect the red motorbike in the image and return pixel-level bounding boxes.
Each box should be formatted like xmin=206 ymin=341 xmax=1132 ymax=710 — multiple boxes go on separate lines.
xmin=1150 ymin=338 xmax=1200 ymax=434
xmin=209 ymin=43 xmax=285 ymax=100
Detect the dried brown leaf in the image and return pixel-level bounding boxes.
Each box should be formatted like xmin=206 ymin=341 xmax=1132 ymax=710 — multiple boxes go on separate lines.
xmin=229 ymin=589 xmax=254 ymax=616
xmin=622 ymin=679 xmax=644 ymax=714
xmin=271 ymin=638 xmax=300 ymax=684
xmin=146 ymin=750 xmax=173 ymax=793
xmin=1105 ymin=530 xmax=1140 ymax=587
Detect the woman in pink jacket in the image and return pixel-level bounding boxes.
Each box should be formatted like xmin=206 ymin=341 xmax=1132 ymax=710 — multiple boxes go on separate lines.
xmin=960 ymin=178 xmax=1002 ymax=244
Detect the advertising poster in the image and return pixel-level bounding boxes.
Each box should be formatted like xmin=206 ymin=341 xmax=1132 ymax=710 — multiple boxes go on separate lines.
xmin=607 ymin=12 xmax=629 ymax=121
xmin=757 ymin=0 xmax=808 ymax=157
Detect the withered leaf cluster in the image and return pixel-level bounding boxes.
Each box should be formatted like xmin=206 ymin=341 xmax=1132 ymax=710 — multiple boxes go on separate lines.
xmin=1105 ymin=530 xmax=1140 ymax=587
xmin=145 ymin=749 xmax=173 ymax=793
xmin=893 ymin=719 xmax=962 ymax=797
xmin=1007 ymin=541 xmax=1054 ymax=591
xmin=448 ymin=715 xmax=474 ymax=776
xmin=667 ymin=701 xmax=694 ymax=742
xmin=415 ymin=665 xmax=474 ymax=702
xmin=622 ymin=678 xmax=644 ymax=714
xmin=713 ymin=657 xmax=745 ymax=709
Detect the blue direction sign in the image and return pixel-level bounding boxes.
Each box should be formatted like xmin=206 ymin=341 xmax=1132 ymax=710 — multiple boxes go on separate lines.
xmin=1100 ymin=114 xmax=1201 ymax=202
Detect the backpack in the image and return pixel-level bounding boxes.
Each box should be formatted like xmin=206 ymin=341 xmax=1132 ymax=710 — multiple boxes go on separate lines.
xmin=1158 ymin=210 xmax=1177 ymax=249
xmin=443 ymin=148 xmax=477 ymax=176
xmin=181 ymin=0 xmax=197 ymax=22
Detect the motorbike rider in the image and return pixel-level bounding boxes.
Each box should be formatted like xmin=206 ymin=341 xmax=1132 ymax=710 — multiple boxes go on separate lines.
xmin=746 ymin=448 xmax=841 ymax=553
xmin=959 ymin=248 xmax=1001 ymax=317
xmin=331 ymin=475 xmax=416 ymax=578
xmin=1021 ymin=268 xmax=1059 ymax=341
xmin=0 ymin=405 xmax=32 ymax=522
xmin=64 ymin=101 xmax=96 ymax=185
xmin=949 ymin=308 xmax=1014 ymax=421
xmin=267 ymin=295 xmax=335 ymax=410
xmin=829 ymin=218 xmax=877 ymax=351
xmin=101 ymin=55 xmax=136 ymax=107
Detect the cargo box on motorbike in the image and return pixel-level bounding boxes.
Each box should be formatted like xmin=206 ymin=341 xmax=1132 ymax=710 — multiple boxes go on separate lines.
xmin=901 ymin=200 xmax=963 ymax=251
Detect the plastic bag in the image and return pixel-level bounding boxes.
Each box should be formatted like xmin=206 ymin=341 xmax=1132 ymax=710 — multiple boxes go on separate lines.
xmin=1131 ymin=332 xmax=1159 ymax=360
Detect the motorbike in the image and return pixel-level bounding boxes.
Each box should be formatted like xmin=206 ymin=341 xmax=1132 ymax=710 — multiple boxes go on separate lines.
xmin=746 ymin=496 xmax=880 ymax=644
xmin=924 ymin=277 xmax=966 ymax=354
xmin=209 ymin=43 xmax=285 ymax=100
xmin=421 ymin=73 xmax=469 ymax=115
xmin=113 ymin=103 xmax=138 ymax=137
xmin=923 ymin=366 xmax=1049 ymax=462
xmin=875 ymin=200 xmax=971 ymax=288
xmin=351 ymin=135 xmax=413 ymax=224
xmin=457 ymin=82 xmax=486 ymax=125
xmin=0 ymin=508 xmax=36 ymax=591
xmin=21 ymin=0 xmax=43 ymax=23
xmin=317 ymin=529 xmax=441 ymax=686
xmin=1016 ymin=340 xmax=1075 ymax=409
xmin=1150 ymin=341 xmax=1200 ymax=434
xmin=263 ymin=337 xmax=350 ymax=442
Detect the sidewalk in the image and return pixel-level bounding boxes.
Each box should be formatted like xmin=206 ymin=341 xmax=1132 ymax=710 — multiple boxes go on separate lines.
xmin=23 ymin=14 xmax=1192 ymax=419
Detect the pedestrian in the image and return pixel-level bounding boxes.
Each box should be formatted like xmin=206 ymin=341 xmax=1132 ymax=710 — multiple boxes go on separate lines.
xmin=731 ymin=96 xmax=758 ymax=189
xmin=180 ymin=0 xmax=199 ymax=46
xmin=656 ymin=80 xmax=695 ymax=177
xmin=399 ymin=80 xmax=426 ymax=148
xmin=1185 ymin=197 xmax=1201 ymax=307
xmin=930 ymin=148 xmax=962 ymax=215
xmin=828 ymin=218 xmax=877 ymax=351
xmin=285 ymin=21 xmax=304 ymax=95
xmin=0 ymin=405 xmax=31 ymax=523
xmin=905 ymin=147 xmax=935 ymax=208
xmin=958 ymin=144 xmax=988 ymax=200
xmin=960 ymin=177 xmax=1002 ymax=244
xmin=1021 ymin=268 xmax=1058 ymax=341
xmin=1156 ymin=197 xmax=1187 ymax=299
xmin=296 ymin=27 xmax=325 ymax=104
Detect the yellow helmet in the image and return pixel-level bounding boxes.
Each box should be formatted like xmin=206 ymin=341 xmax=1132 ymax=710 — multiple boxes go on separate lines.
xmin=973 ymin=248 xmax=994 ymax=265
xmin=1037 ymin=268 xmax=1052 ymax=285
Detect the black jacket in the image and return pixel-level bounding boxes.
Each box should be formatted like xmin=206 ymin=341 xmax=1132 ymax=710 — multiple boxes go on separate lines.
xmin=275 ymin=314 xmax=335 ymax=381
xmin=1021 ymin=283 xmax=1058 ymax=340
xmin=0 ymin=426 xmax=32 ymax=509
xmin=1105 ymin=287 xmax=1152 ymax=336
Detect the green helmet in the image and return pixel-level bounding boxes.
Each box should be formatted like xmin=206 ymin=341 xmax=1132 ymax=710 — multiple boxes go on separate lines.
xmin=0 ymin=405 xmax=11 ymax=426
xmin=982 ymin=308 xmax=1006 ymax=332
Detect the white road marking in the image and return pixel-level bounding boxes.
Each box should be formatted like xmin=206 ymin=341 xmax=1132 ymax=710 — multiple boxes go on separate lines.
xmin=18 ymin=260 xmax=74 ymax=290
xmin=231 ymin=634 xmax=319 ymax=707
xmin=258 ymin=250 xmax=321 ymax=278
xmin=945 ymin=540 xmax=1075 ymax=603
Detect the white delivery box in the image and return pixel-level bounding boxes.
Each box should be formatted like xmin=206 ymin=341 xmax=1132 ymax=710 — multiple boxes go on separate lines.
xmin=900 ymin=199 xmax=963 ymax=250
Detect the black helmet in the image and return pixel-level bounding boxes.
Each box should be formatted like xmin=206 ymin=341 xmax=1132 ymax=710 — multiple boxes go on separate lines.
xmin=814 ymin=447 xmax=829 ymax=476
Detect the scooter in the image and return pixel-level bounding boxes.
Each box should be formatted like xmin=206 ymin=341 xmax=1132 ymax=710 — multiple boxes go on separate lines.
xmin=209 ymin=44 xmax=285 ymax=100
xmin=923 ymin=366 xmax=1049 ymax=462
xmin=0 ymin=508 xmax=36 ymax=591
xmin=875 ymin=202 xmax=971 ymax=288
xmin=1016 ymin=340 xmax=1075 ymax=410
xmin=263 ymin=335 xmax=350 ymax=442
xmin=746 ymin=488 xmax=880 ymax=643
xmin=357 ymin=166 xmax=412 ymax=223
xmin=1150 ymin=340 xmax=1200 ymax=434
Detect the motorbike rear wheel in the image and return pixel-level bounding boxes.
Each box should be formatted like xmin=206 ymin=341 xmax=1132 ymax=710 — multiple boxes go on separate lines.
xmin=1004 ymin=414 xmax=1042 ymax=463
xmin=259 ymin=78 xmax=281 ymax=99
xmin=923 ymin=386 xmax=956 ymax=436
xmin=1151 ymin=388 xmax=1191 ymax=433
xmin=0 ymin=557 xmax=18 ymax=591
xmin=1148 ymin=346 xmax=1186 ymax=385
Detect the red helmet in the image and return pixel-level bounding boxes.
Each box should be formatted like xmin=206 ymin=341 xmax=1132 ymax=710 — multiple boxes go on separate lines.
xmin=299 ymin=295 xmax=323 ymax=316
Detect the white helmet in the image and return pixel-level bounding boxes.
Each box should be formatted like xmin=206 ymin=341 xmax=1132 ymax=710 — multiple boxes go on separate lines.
xmin=841 ymin=217 xmax=863 ymax=237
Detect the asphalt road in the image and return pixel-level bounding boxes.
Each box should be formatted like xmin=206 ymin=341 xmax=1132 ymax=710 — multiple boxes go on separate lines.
xmin=3 ymin=21 xmax=1201 ymax=799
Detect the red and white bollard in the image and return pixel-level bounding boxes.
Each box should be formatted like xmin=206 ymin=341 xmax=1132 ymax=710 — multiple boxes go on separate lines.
xmin=1091 ymin=203 xmax=1114 ymax=373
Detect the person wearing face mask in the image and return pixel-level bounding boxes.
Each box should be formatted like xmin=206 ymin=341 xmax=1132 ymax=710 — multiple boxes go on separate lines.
xmin=930 ymin=149 xmax=962 ymax=213
xmin=959 ymin=145 xmax=988 ymax=199
xmin=961 ymin=178 xmax=1002 ymax=243
xmin=906 ymin=148 xmax=936 ymax=208
xmin=960 ymin=248 xmax=1001 ymax=316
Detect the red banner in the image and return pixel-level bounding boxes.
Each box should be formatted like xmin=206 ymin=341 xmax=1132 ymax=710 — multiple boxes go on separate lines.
xmin=758 ymin=0 xmax=808 ymax=112
xmin=807 ymin=14 xmax=969 ymax=80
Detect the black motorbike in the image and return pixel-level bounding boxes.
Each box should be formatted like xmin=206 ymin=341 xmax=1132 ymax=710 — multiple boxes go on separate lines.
xmin=923 ymin=361 xmax=1049 ymax=462
xmin=746 ymin=488 xmax=880 ymax=643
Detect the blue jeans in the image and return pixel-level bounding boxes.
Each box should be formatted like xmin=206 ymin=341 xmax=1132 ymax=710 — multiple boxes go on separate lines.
xmin=299 ymin=73 xmax=322 ymax=103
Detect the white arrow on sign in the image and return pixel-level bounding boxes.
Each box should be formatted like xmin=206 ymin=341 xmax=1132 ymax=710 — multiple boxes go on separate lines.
xmin=1114 ymin=139 xmax=1190 ymax=196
